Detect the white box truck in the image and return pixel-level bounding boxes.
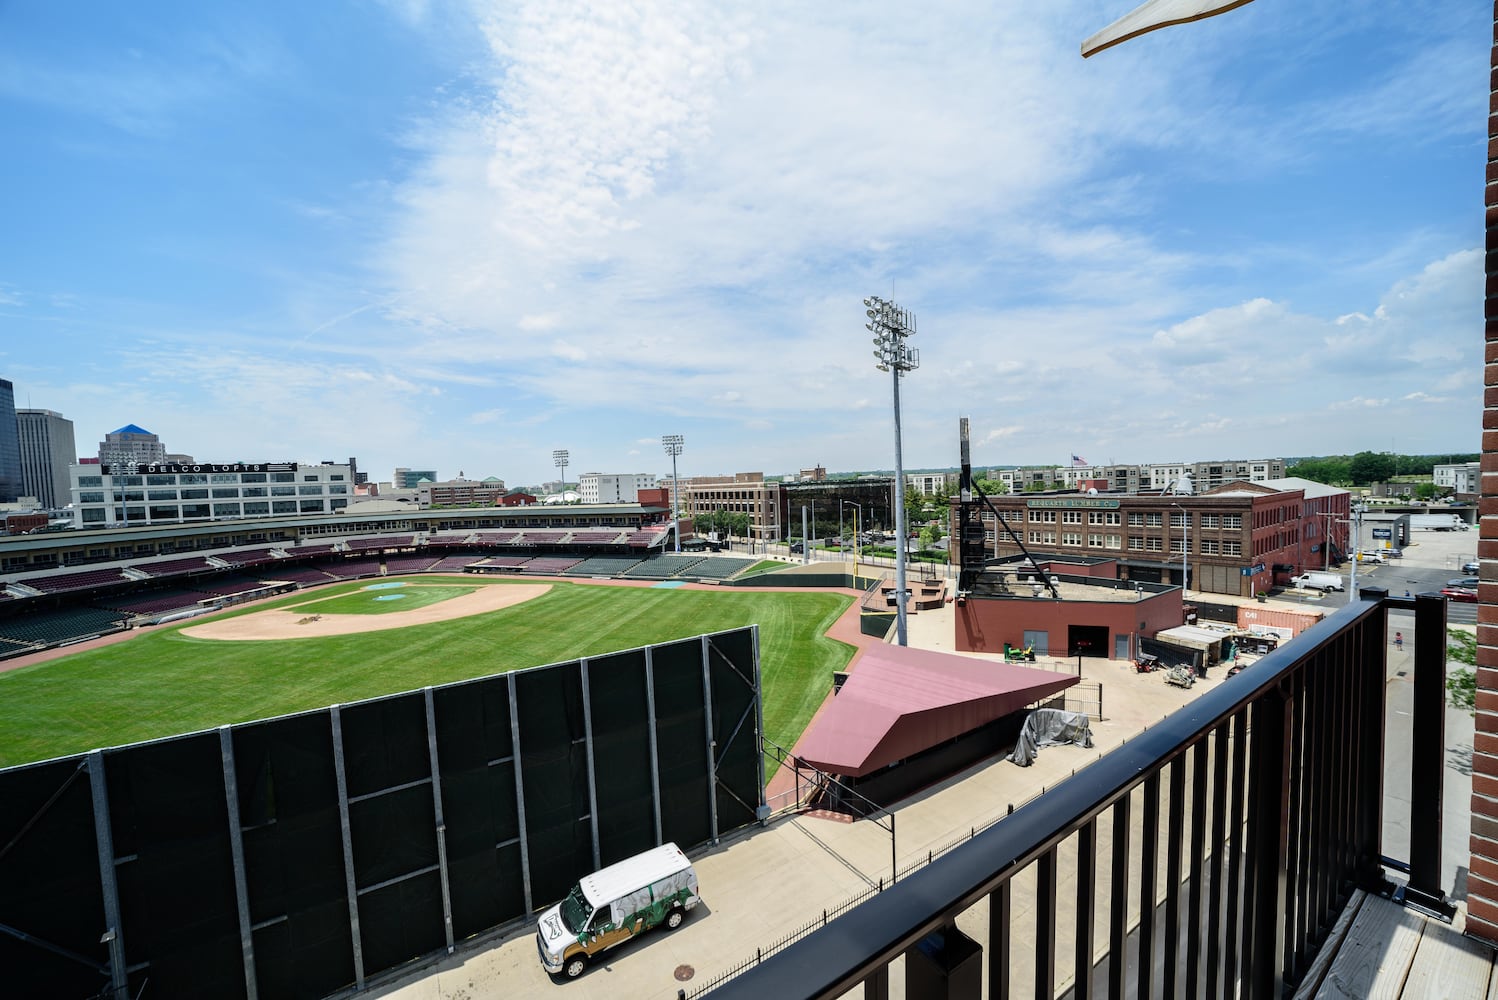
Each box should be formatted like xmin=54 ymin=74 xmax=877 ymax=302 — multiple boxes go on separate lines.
xmin=536 ymin=842 xmax=700 ymax=979
xmin=1292 ymin=572 xmax=1344 ymax=592
xmin=1410 ymin=513 xmax=1465 ymax=532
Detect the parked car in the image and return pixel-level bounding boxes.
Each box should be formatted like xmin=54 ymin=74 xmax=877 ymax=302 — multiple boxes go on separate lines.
xmin=1441 ymin=587 xmax=1478 ymax=603
xmin=1464 ymin=561 xmax=1481 ymax=574
xmin=1292 ymin=572 xmax=1345 ymax=593
xmin=1448 ymin=577 xmax=1480 ymax=589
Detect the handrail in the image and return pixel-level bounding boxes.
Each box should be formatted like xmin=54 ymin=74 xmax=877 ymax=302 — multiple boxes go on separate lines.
xmin=709 ymin=589 xmax=1400 ymax=999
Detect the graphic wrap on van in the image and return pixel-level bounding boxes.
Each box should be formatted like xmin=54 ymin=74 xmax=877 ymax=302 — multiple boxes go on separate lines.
xmin=536 ymin=843 xmax=700 ymax=977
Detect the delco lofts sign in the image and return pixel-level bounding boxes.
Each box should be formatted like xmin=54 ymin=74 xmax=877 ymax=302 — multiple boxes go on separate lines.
xmin=1024 ymin=498 xmax=1121 ymax=510
xmin=101 ymin=462 xmax=298 ymax=475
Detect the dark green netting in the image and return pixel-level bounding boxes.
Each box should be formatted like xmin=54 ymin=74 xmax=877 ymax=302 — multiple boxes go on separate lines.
xmin=357 ymin=870 xmax=446 ymax=973
xmin=234 ymin=713 xmax=353 ymax=999
xmin=349 ymin=784 xmax=437 ymax=888
xmin=586 ymin=650 xmax=656 ymax=866
xmin=651 ymin=639 xmax=711 ymax=848
xmin=709 ymin=632 xmax=762 ymax=829
xmin=340 ymin=693 xmax=430 ymax=799
xmin=105 ymin=734 xmax=244 ymax=999
xmin=0 ymin=755 xmax=109 ymax=1000
xmin=515 ymin=663 xmax=593 ymax=908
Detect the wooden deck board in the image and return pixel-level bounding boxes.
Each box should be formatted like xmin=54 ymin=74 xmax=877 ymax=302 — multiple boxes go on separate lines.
xmin=1314 ymin=896 xmax=1426 ymax=999
xmin=1402 ymin=916 xmax=1494 ymax=999
xmin=1293 ymin=890 xmax=1368 ymax=1000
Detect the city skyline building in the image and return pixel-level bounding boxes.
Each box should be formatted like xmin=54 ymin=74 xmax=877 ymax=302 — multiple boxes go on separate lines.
xmin=97 ymin=424 xmax=168 ymax=468
xmin=17 ymin=408 xmax=77 ymax=510
xmin=0 ymin=380 xmax=21 ymax=503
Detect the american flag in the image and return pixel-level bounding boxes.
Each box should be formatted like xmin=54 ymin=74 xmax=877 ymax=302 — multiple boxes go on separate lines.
xmin=1071 ymin=455 xmax=1088 ymax=467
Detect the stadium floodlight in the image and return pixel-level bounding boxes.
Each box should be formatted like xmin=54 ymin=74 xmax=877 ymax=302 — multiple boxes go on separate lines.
xmin=662 ymin=434 xmax=684 ymax=553
xmin=552 ymin=449 xmax=569 ymax=501
xmin=865 ymin=295 xmax=920 ymax=646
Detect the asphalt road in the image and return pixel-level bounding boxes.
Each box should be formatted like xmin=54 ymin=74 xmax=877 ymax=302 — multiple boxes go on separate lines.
xmin=1288 ymin=530 xmax=1479 ymax=624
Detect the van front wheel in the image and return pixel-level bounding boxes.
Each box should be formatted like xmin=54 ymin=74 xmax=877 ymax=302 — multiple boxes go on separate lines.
xmin=665 ymin=908 xmax=684 ymax=931
xmin=563 ymin=954 xmax=588 ymax=979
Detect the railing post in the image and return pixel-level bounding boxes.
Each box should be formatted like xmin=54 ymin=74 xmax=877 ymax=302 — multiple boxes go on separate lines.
xmin=1405 ymin=592 xmax=1456 ymax=918
xmin=1354 ymin=587 xmax=1394 ymax=893
xmin=1246 ymin=680 xmax=1292 ymax=998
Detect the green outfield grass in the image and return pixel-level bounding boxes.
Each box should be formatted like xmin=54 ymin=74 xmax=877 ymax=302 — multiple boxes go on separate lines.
xmin=294 ymin=583 xmax=476 ymax=614
xmin=0 ymin=577 xmax=854 ymax=768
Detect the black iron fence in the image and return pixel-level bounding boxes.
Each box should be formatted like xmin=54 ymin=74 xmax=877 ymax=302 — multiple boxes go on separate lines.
xmin=706 ymin=588 xmax=1452 ymax=998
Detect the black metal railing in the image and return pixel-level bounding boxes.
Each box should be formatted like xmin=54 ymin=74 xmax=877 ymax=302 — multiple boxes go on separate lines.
xmin=708 ymin=588 xmax=1451 ymax=999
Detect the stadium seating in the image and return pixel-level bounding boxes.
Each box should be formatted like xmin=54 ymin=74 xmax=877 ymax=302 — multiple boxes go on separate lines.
xmin=290 ymin=543 xmax=337 ymax=557
xmin=0 ymin=636 xmax=36 ymax=658
xmin=219 ymin=547 xmax=279 ymax=567
xmin=0 ymin=607 xmax=127 ymax=646
xmin=98 ymin=590 xmax=207 ymax=616
xmin=136 ymin=556 xmax=215 ymax=577
xmin=474 ymin=555 xmax=531 ymax=568
xmin=192 ymin=575 xmax=272 ymax=599
xmin=564 ymin=555 xmax=645 ymax=576
xmin=257 ymin=567 xmax=339 ymax=586
xmin=473 ymin=532 xmax=520 ymax=546
xmin=383 ymin=555 xmax=441 ymax=575
xmin=623 ymin=555 xmax=706 ymax=578
xmin=624 ymin=528 xmax=670 ymax=549
xmin=568 ymin=530 xmax=627 ymax=544
xmin=521 ymin=556 xmax=581 ymax=575
xmin=21 ymin=568 xmax=130 ymax=593
xmin=516 ymin=530 xmax=567 ymax=545
xmin=426 ymin=555 xmax=481 ymax=573
xmin=346 ymin=535 xmax=414 ymax=550
xmin=685 ymin=557 xmax=756 ymax=580
xmin=318 ymin=558 xmax=384 ymax=580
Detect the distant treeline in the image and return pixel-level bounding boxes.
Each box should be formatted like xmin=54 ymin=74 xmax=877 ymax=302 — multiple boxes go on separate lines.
xmin=1287 ymin=452 xmax=1477 ymax=487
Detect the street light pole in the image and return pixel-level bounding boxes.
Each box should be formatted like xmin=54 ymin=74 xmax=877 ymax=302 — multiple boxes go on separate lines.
xmin=1171 ymin=502 xmax=1189 ymax=597
xmin=866 ymin=295 xmax=920 ymax=646
xmin=662 ymin=435 xmax=684 ymax=554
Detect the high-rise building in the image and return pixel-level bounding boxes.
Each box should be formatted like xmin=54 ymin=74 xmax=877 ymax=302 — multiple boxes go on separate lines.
xmin=394 ymin=467 xmax=438 ymax=489
xmin=17 ymin=408 xmax=77 ymax=509
xmin=0 ymin=380 xmax=21 ymax=503
xmin=578 ymin=472 xmax=657 ymax=504
xmin=98 ymin=424 xmax=167 ymax=468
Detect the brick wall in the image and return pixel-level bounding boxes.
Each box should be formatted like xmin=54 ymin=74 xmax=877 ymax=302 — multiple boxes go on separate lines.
xmin=1471 ymin=1 xmax=1498 ymax=945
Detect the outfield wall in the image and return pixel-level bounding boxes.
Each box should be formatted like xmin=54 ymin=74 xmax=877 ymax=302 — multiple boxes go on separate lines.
xmin=0 ymin=627 xmax=763 ymax=1000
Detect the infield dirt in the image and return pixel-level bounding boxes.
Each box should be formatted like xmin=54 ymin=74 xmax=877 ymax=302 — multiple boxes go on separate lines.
xmin=180 ymin=582 xmax=552 ymax=641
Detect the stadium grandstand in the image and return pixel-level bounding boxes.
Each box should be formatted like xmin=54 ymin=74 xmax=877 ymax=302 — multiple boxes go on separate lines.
xmin=0 ymin=499 xmax=693 ymax=658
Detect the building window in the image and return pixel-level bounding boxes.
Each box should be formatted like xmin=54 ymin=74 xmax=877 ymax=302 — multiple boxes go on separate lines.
xmin=149 ymin=505 xmax=178 ymax=520
xmin=1088 ymin=533 xmax=1104 ymax=547
xmin=241 ymin=473 xmax=266 ymax=483
xmin=1222 ymin=515 xmax=1243 ymax=530
xmin=1043 ymin=531 xmax=1056 ymax=544
xmin=1062 ymin=510 xmax=1083 ymax=524
xmin=271 ymin=486 xmax=296 ymax=496
xmin=181 ymin=488 xmax=209 ymax=500
xmin=79 ymin=492 xmax=104 ymax=503
xmin=179 ymin=474 xmax=206 ymax=485
xmin=272 ymin=501 xmax=297 ymax=514
xmin=212 ymin=474 xmax=239 ymax=484
xmin=1222 ymin=540 xmax=1242 ymax=556
xmin=1062 ymin=532 xmax=1082 ymax=546
xmin=214 ymin=503 xmax=240 ymax=516
xmin=1201 ymin=514 xmax=1219 ymax=528
xmin=1171 ymin=538 xmax=1188 ymax=554
xmin=1145 ymin=537 xmax=1162 ymax=551
xmin=1145 ymin=513 xmax=1162 ymax=527
xmin=82 ymin=508 xmax=106 ymax=523
xmin=243 ymin=502 xmax=270 ymax=515
xmin=1128 ymin=536 xmax=1144 ymax=550
xmin=147 ymin=475 xmax=175 ymax=486
xmin=78 ymin=476 xmax=102 ymax=488
xmin=272 ymin=473 xmax=295 ymax=483
xmin=149 ymin=490 xmax=178 ymax=501
xmin=298 ymin=485 xmax=324 ymax=496
xmin=1029 ymin=531 xmax=1043 ymax=543
xmin=213 ymin=488 xmax=239 ymax=498
xmin=1201 ymin=539 xmax=1219 ymax=554
xmin=300 ymin=500 xmax=323 ymax=513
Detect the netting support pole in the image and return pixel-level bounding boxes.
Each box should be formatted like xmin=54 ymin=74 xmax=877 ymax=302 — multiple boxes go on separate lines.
xmin=702 ymin=635 xmax=720 ymax=844
xmin=218 ymin=727 xmax=259 ymax=999
xmin=752 ymin=626 xmax=766 ymax=803
xmin=580 ymin=659 xmax=602 ymax=870
xmin=423 ymin=688 xmax=456 ymax=953
xmin=508 ymin=673 xmax=534 ymax=914
xmin=329 ymin=706 xmax=366 ymax=988
xmin=645 ymin=647 xmax=663 ymax=843
xmin=87 ymin=750 xmax=128 ymax=1000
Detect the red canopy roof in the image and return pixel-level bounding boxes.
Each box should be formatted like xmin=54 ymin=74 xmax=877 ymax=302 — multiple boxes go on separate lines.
xmin=796 ymin=646 xmax=1079 ymax=778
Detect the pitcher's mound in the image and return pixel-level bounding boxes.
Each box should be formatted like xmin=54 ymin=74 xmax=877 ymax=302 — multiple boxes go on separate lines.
xmin=182 ymin=583 xmax=551 ymax=641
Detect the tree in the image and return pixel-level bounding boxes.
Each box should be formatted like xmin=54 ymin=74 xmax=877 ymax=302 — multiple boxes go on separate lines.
xmin=975 ymin=478 xmax=1009 ymax=495
xmin=1415 ymin=482 xmax=1440 ymax=501
xmin=1348 ymin=451 xmax=1396 ymax=486
xmin=1289 ymin=456 xmax=1351 ymax=486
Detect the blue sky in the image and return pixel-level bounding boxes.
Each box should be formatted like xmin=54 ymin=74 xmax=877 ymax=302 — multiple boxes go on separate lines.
xmin=0 ymin=1 xmax=1485 ymax=488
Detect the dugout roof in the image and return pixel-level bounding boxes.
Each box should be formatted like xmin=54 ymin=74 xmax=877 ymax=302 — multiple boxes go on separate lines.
xmin=795 ymin=646 xmax=1079 ymax=778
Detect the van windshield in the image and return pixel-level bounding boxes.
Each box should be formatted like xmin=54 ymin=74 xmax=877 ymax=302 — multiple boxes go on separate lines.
xmin=559 ymin=885 xmax=591 ymax=935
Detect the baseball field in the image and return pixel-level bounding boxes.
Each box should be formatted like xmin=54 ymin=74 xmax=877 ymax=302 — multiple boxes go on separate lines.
xmin=0 ymin=576 xmax=856 ymax=769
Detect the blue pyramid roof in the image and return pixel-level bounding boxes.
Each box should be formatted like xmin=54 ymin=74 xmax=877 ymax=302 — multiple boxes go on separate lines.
xmin=111 ymin=424 xmax=153 ymax=436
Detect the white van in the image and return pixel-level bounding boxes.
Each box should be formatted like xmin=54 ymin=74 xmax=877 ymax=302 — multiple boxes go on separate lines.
xmin=536 ymin=842 xmax=700 ymax=979
xmin=1292 ymin=572 xmax=1344 ymax=592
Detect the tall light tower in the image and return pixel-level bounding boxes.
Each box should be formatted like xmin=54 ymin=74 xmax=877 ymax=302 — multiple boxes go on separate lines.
xmin=866 ymin=295 xmax=920 ymax=646
xmin=552 ymin=449 xmax=569 ymax=501
xmin=662 ymin=434 xmax=684 ymax=553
